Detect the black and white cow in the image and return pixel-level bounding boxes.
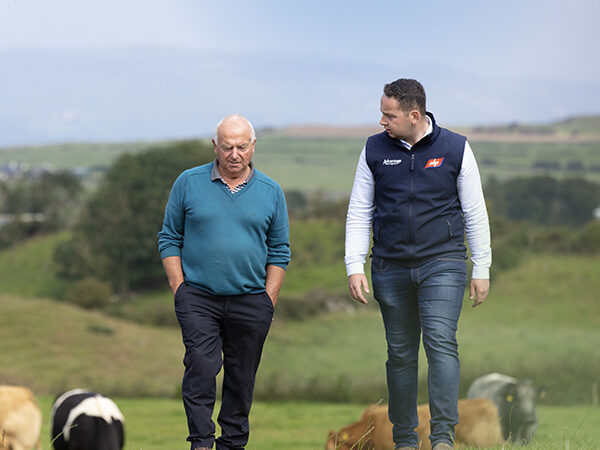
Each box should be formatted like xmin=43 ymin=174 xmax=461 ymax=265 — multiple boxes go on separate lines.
xmin=467 ymin=373 xmax=546 ymax=445
xmin=50 ymin=389 xmax=125 ymax=450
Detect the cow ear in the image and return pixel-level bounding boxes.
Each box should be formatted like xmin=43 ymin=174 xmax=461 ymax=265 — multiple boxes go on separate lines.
xmin=503 ymin=383 xmax=517 ymax=402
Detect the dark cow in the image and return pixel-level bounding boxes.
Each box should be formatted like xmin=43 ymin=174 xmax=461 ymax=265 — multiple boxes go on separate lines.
xmin=467 ymin=373 xmax=546 ymax=444
xmin=50 ymin=389 xmax=125 ymax=450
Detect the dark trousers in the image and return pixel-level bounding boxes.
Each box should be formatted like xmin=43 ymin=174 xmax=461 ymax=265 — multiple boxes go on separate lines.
xmin=174 ymin=283 xmax=274 ymax=450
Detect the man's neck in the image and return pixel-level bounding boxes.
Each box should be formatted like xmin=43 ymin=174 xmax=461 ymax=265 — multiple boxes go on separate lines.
xmin=406 ymin=117 xmax=431 ymax=146
xmin=218 ymin=165 xmax=250 ymax=188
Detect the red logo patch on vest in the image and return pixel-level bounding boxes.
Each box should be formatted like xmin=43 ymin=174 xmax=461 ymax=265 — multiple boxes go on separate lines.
xmin=424 ymin=157 xmax=445 ymax=169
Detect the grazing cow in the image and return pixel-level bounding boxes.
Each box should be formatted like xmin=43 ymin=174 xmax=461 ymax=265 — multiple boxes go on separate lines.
xmin=467 ymin=373 xmax=546 ymax=444
xmin=326 ymin=398 xmax=504 ymax=450
xmin=50 ymin=389 xmax=125 ymax=450
xmin=0 ymin=385 xmax=42 ymax=450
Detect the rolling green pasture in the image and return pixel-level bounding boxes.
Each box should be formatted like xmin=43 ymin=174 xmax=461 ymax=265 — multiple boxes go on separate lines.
xmin=257 ymin=253 xmax=600 ymax=406
xmin=474 ymin=140 xmax=600 ymax=182
xmin=1 ymin=229 xmax=598 ymax=406
xmin=253 ymin=136 xmax=364 ymax=195
xmin=3 ymin=134 xmax=600 ymax=194
xmin=0 ymin=292 xmax=183 ymax=397
xmin=1 ymin=233 xmax=599 ymax=447
xmin=33 ymin=396 xmax=600 ymax=449
xmin=254 ymin=137 xmax=600 ymax=191
xmin=0 ymin=141 xmax=165 ymax=171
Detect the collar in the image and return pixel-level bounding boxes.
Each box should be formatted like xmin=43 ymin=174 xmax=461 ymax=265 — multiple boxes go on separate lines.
xmin=211 ymin=160 xmax=255 ymax=183
xmin=399 ymin=113 xmax=434 ymax=150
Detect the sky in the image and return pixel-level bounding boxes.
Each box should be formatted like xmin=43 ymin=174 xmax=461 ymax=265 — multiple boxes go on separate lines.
xmin=1 ymin=0 xmax=599 ymax=145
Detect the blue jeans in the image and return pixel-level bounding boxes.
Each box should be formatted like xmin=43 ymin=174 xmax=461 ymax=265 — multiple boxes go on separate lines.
xmin=371 ymin=256 xmax=467 ymax=448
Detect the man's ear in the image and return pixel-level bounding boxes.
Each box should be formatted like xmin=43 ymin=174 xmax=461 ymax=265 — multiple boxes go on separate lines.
xmin=409 ymin=110 xmax=421 ymax=124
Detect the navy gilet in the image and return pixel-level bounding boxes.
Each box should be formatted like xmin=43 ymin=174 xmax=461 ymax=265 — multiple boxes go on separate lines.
xmin=365 ymin=113 xmax=467 ymax=265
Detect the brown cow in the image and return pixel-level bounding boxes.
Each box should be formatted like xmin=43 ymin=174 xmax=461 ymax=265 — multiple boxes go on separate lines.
xmin=0 ymin=385 xmax=42 ymax=450
xmin=326 ymin=398 xmax=504 ymax=450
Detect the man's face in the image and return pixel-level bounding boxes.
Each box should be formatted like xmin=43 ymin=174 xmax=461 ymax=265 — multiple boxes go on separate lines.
xmin=213 ymin=120 xmax=255 ymax=179
xmin=379 ymin=94 xmax=414 ymax=140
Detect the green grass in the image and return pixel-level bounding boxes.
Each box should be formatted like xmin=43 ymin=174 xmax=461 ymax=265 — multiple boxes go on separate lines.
xmin=0 ymin=141 xmax=167 ymax=170
xmin=474 ymin=140 xmax=600 ymax=183
xmin=1 ymin=229 xmax=599 ymax=405
xmin=255 ymin=253 xmax=600 ymax=405
xmin=33 ymin=396 xmax=600 ymax=449
xmin=253 ymin=136 xmax=364 ymax=195
xmin=254 ymin=137 xmax=600 ymax=193
xmin=0 ymin=293 xmax=184 ymax=397
xmin=4 ymin=133 xmax=599 ymax=194
xmin=0 ymin=231 xmax=72 ymax=298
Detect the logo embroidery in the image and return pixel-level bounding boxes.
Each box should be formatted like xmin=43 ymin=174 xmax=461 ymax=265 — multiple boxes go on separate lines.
xmin=424 ymin=157 xmax=445 ymax=169
xmin=383 ymin=159 xmax=402 ymax=166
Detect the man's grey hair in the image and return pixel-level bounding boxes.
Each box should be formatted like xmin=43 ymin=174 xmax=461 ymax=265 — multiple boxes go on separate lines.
xmin=213 ymin=114 xmax=256 ymax=144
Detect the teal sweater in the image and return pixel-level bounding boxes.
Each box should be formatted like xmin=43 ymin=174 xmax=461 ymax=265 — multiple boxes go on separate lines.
xmin=158 ymin=163 xmax=290 ymax=295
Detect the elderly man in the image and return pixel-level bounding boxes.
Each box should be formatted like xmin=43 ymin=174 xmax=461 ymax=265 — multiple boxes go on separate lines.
xmin=345 ymin=79 xmax=491 ymax=450
xmin=158 ymin=114 xmax=290 ymax=450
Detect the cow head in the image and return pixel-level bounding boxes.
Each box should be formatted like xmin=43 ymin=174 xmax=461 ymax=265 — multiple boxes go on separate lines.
xmin=501 ymin=379 xmax=546 ymax=444
xmin=325 ymin=416 xmax=375 ymax=450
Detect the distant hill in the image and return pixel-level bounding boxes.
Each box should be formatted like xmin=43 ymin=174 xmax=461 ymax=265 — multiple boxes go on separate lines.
xmin=273 ymin=115 xmax=600 ymax=142
xmin=1 ymin=115 xmax=599 ymax=193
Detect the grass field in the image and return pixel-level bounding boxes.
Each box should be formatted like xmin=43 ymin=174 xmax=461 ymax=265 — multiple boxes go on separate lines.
xmin=33 ymin=396 xmax=600 ymax=449
xmin=253 ymin=136 xmax=600 ymax=192
xmin=2 ymin=230 xmax=598 ymax=407
xmin=2 ymin=132 xmax=600 ymax=195
xmin=0 ymin=141 xmax=167 ymax=171
xmin=0 ymin=293 xmax=183 ymax=397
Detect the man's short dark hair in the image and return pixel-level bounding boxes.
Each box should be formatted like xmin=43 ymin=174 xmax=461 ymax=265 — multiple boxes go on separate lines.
xmin=383 ymin=79 xmax=426 ymax=115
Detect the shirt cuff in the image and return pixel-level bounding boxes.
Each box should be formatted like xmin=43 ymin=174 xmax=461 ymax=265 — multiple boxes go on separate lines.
xmin=346 ymin=262 xmax=365 ymax=277
xmin=471 ymin=266 xmax=490 ymax=280
xmin=160 ymin=246 xmax=182 ymax=259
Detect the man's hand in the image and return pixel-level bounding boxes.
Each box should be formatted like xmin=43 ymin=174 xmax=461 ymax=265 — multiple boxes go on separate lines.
xmin=348 ymin=273 xmax=370 ymax=304
xmin=162 ymin=256 xmax=185 ymax=295
xmin=265 ymin=265 xmax=286 ymax=307
xmin=470 ymin=279 xmax=490 ymax=308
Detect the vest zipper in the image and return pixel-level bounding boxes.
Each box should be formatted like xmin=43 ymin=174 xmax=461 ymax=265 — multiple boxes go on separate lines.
xmin=409 ymin=152 xmax=416 ymax=257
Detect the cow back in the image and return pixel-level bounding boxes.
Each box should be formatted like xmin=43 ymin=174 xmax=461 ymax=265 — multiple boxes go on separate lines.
xmin=455 ymin=398 xmax=504 ymax=447
xmin=326 ymin=399 xmax=503 ymax=450
xmin=0 ymin=385 xmax=42 ymax=450
xmin=51 ymin=389 xmax=125 ymax=450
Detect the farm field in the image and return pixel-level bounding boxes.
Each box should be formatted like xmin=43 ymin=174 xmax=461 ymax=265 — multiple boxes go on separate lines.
xmin=1 ymin=234 xmax=599 ymax=406
xmin=2 ymin=116 xmax=599 ymax=448
xmin=2 ymin=122 xmax=600 ymax=194
xmin=34 ymin=396 xmax=600 ymax=449
xmin=253 ymin=136 xmax=600 ymax=193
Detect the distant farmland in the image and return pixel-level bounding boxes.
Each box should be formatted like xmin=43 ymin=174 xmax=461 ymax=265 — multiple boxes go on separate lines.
xmin=2 ymin=116 xmax=600 ymax=193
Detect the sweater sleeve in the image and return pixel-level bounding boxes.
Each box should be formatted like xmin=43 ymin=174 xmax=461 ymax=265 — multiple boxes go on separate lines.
xmin=266 ymin=186 xmax=291 ymax=269
xmin=157 ymin=172 xmax=187 ymax=259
